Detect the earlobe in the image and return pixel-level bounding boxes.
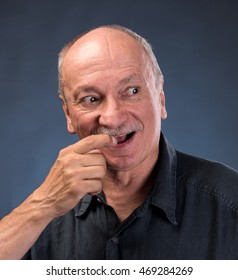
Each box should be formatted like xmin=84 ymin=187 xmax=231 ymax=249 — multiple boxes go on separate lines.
xmin=59 ymin=96 xmax=76 ymax=134
xmin=160 ymin=90 xmax=167 ymax=120
xmin=161 ymin=107 xmax=167 ymax=120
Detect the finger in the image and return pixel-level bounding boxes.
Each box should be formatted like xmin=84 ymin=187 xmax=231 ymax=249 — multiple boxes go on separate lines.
xmin=78 ymin=153 xmax=106 ymax=167
xmin=70 ymin=134 xmax=117 ymax=154
xmin=87 ymin=149 xmax=102 ymax=154
xmin=62 ymin=165 xmax=106 ymax=183
xmin=79 ymin=166 xmax=106 ymax=180
xmin=82 ymin=179 xmax=103 ymax=195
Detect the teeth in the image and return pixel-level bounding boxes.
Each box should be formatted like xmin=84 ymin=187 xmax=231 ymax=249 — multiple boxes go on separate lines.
xmin=116 ymin=134 xmax=128 ymax=144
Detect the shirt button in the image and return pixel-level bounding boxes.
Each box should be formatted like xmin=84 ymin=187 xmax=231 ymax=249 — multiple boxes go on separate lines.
xmin=111 ymin=237 xmax=119 ymax=244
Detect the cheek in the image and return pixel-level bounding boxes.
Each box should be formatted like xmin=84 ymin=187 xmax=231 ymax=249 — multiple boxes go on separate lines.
xmin=142 ymin=96 xmax=160 ymax=120
xmin=70 ymin=110 xmax=99 ymax=138
xmin=150 ymin=93 xmax=163 ymax=120
xmin=143 ymin=99 xmax=162 ymax=134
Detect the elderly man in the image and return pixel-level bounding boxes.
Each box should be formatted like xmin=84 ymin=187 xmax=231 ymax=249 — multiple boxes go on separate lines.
xmin=0 ymin=25 xmax=238 ymax=260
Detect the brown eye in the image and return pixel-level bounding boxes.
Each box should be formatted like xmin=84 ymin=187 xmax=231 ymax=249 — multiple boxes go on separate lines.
xmin=128 ymin=87 xmax=139 ymax=95
xmin=82 ymin=96 xmax=100 ymax=104
xmin=78 ymin=95 xmax=102 ymax=109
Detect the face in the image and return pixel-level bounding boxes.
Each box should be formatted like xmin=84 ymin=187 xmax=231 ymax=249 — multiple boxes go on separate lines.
xmin=60 ymin=28 xmax=167 ymax=171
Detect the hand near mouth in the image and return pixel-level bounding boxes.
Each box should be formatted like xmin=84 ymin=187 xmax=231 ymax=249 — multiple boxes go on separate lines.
xmin=27 ymin=134 xmax=117 ymax=219
xmin=0 ymin=134 xmax=117 ymax=260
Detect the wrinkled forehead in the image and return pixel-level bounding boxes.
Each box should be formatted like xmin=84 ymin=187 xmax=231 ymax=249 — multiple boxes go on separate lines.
xmin=62 ymin=28 xmax=146 ymax=71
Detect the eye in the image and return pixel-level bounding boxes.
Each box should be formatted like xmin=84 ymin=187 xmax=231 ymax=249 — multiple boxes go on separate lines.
xmin=128 ymin=87 xmax=139 ymax=95
xmin=82 ymin=96 xmax=100 ymax=104
xmin=78 ymin=95 xmax=102 ymax=109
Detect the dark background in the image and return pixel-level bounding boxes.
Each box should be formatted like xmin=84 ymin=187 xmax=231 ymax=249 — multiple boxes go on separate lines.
xmin=1 ymin=0 xmax=238 ymax=217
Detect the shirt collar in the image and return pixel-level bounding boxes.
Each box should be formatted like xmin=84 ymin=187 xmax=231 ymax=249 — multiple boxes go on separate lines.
xmin=75 ymin=133 xmax=178 ymax=226
xmin=75 ymin=194 xmax=93 ymax=216
xmin=149 ymin=133 xmax=177 ymax=225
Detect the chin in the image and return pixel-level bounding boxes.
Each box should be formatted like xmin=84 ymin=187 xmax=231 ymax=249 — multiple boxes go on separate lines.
xmin=105 ymin=155 xmax=142 ymax=172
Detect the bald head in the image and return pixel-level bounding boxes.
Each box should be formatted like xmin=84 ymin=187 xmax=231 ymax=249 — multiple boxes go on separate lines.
xmin=58 ymin=25 xmax=163 ymax=99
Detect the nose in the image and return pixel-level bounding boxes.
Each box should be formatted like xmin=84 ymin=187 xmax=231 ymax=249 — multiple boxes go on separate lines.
xmin=98 ymin=98 xmax=124 ymax=128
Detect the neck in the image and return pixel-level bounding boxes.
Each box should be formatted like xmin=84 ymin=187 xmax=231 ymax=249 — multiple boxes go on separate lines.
xmin=102 ymin=147 xmax=158 ymax=221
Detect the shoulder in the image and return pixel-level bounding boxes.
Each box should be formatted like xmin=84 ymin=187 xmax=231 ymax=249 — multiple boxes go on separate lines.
xmin=176 ymin=150 xmax=238 ymax=212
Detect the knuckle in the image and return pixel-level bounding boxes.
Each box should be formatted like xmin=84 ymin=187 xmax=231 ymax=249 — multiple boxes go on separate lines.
xmin=56 ymin=155 xmax=79 ymax=169
xmin=58 ymin=147 xmax=69 ymax=157
xmin=63 ymin=169 xmax=74 ymax=181
xmin=64 ymin=178 xmax=83 ymax=198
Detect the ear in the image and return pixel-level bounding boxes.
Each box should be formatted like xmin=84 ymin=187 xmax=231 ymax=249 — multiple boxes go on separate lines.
xmin=59 ymin=95 xmax=76 ymax=134
xmin=160 ymin=89 xmax=167 ymax=120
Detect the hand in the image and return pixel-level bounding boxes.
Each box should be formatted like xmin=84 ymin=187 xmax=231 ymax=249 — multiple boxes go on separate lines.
xmin=0 ymin=134 xmax=117 ymax=260
xmin=32 ymin=134 xmax=116 ymax=219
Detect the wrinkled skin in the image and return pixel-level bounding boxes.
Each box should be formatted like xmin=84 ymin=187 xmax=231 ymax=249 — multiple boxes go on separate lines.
xmin=60 ymin=28 xmax=167 ymax=173
xmin=0 ymin=27 xmax=167 ymax=259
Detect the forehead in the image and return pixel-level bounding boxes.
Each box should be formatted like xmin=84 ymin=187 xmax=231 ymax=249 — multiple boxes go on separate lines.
xmin=62 ymin=29 xmax=147 ymax=76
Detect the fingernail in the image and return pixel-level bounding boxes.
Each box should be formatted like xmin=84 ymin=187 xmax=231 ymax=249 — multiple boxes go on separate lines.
xmin=111 ymin=136 xmax=117 ymax=145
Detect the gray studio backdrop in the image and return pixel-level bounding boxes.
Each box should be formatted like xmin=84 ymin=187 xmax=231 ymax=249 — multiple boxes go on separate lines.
xmin=1 ymin=0 xmax=238 ymax=217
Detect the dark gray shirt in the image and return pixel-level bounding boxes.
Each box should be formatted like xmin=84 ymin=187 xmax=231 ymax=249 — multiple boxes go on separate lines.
xmin=23 ymin=133 xmax=238 ymax=259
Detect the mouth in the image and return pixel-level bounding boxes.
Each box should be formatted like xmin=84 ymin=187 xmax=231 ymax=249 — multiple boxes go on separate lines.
xmin=114 ymin=131 xmax=136 ymax=145
xmin=91 ymin=123 xmax=143 ymax=147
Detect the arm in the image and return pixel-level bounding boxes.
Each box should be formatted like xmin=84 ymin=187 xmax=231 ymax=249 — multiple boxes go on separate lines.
xmin=0 ymin=134 xmax=116 ymax=259
xmin=0 ymin=194 xmax=53 ymax=259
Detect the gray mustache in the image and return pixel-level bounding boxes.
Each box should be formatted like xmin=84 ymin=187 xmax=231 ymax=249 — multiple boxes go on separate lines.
xmin=91 ymin=123 xmax=143 ymax=137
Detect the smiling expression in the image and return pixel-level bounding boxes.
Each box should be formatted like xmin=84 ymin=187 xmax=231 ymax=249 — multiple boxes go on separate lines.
xmin=60 ymin=28 xmax=167 ymax=171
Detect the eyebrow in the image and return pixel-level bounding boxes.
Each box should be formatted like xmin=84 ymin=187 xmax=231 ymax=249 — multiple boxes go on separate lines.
xmin=75 ymin=85 xmax=101 ymax=93
xmin=118 ymin=74 xmax=139 ymax=86
xmin=72 ymin=85 xmax=102 ymax=99
xmin=72 ymin=74 xmax=140 ymax=98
